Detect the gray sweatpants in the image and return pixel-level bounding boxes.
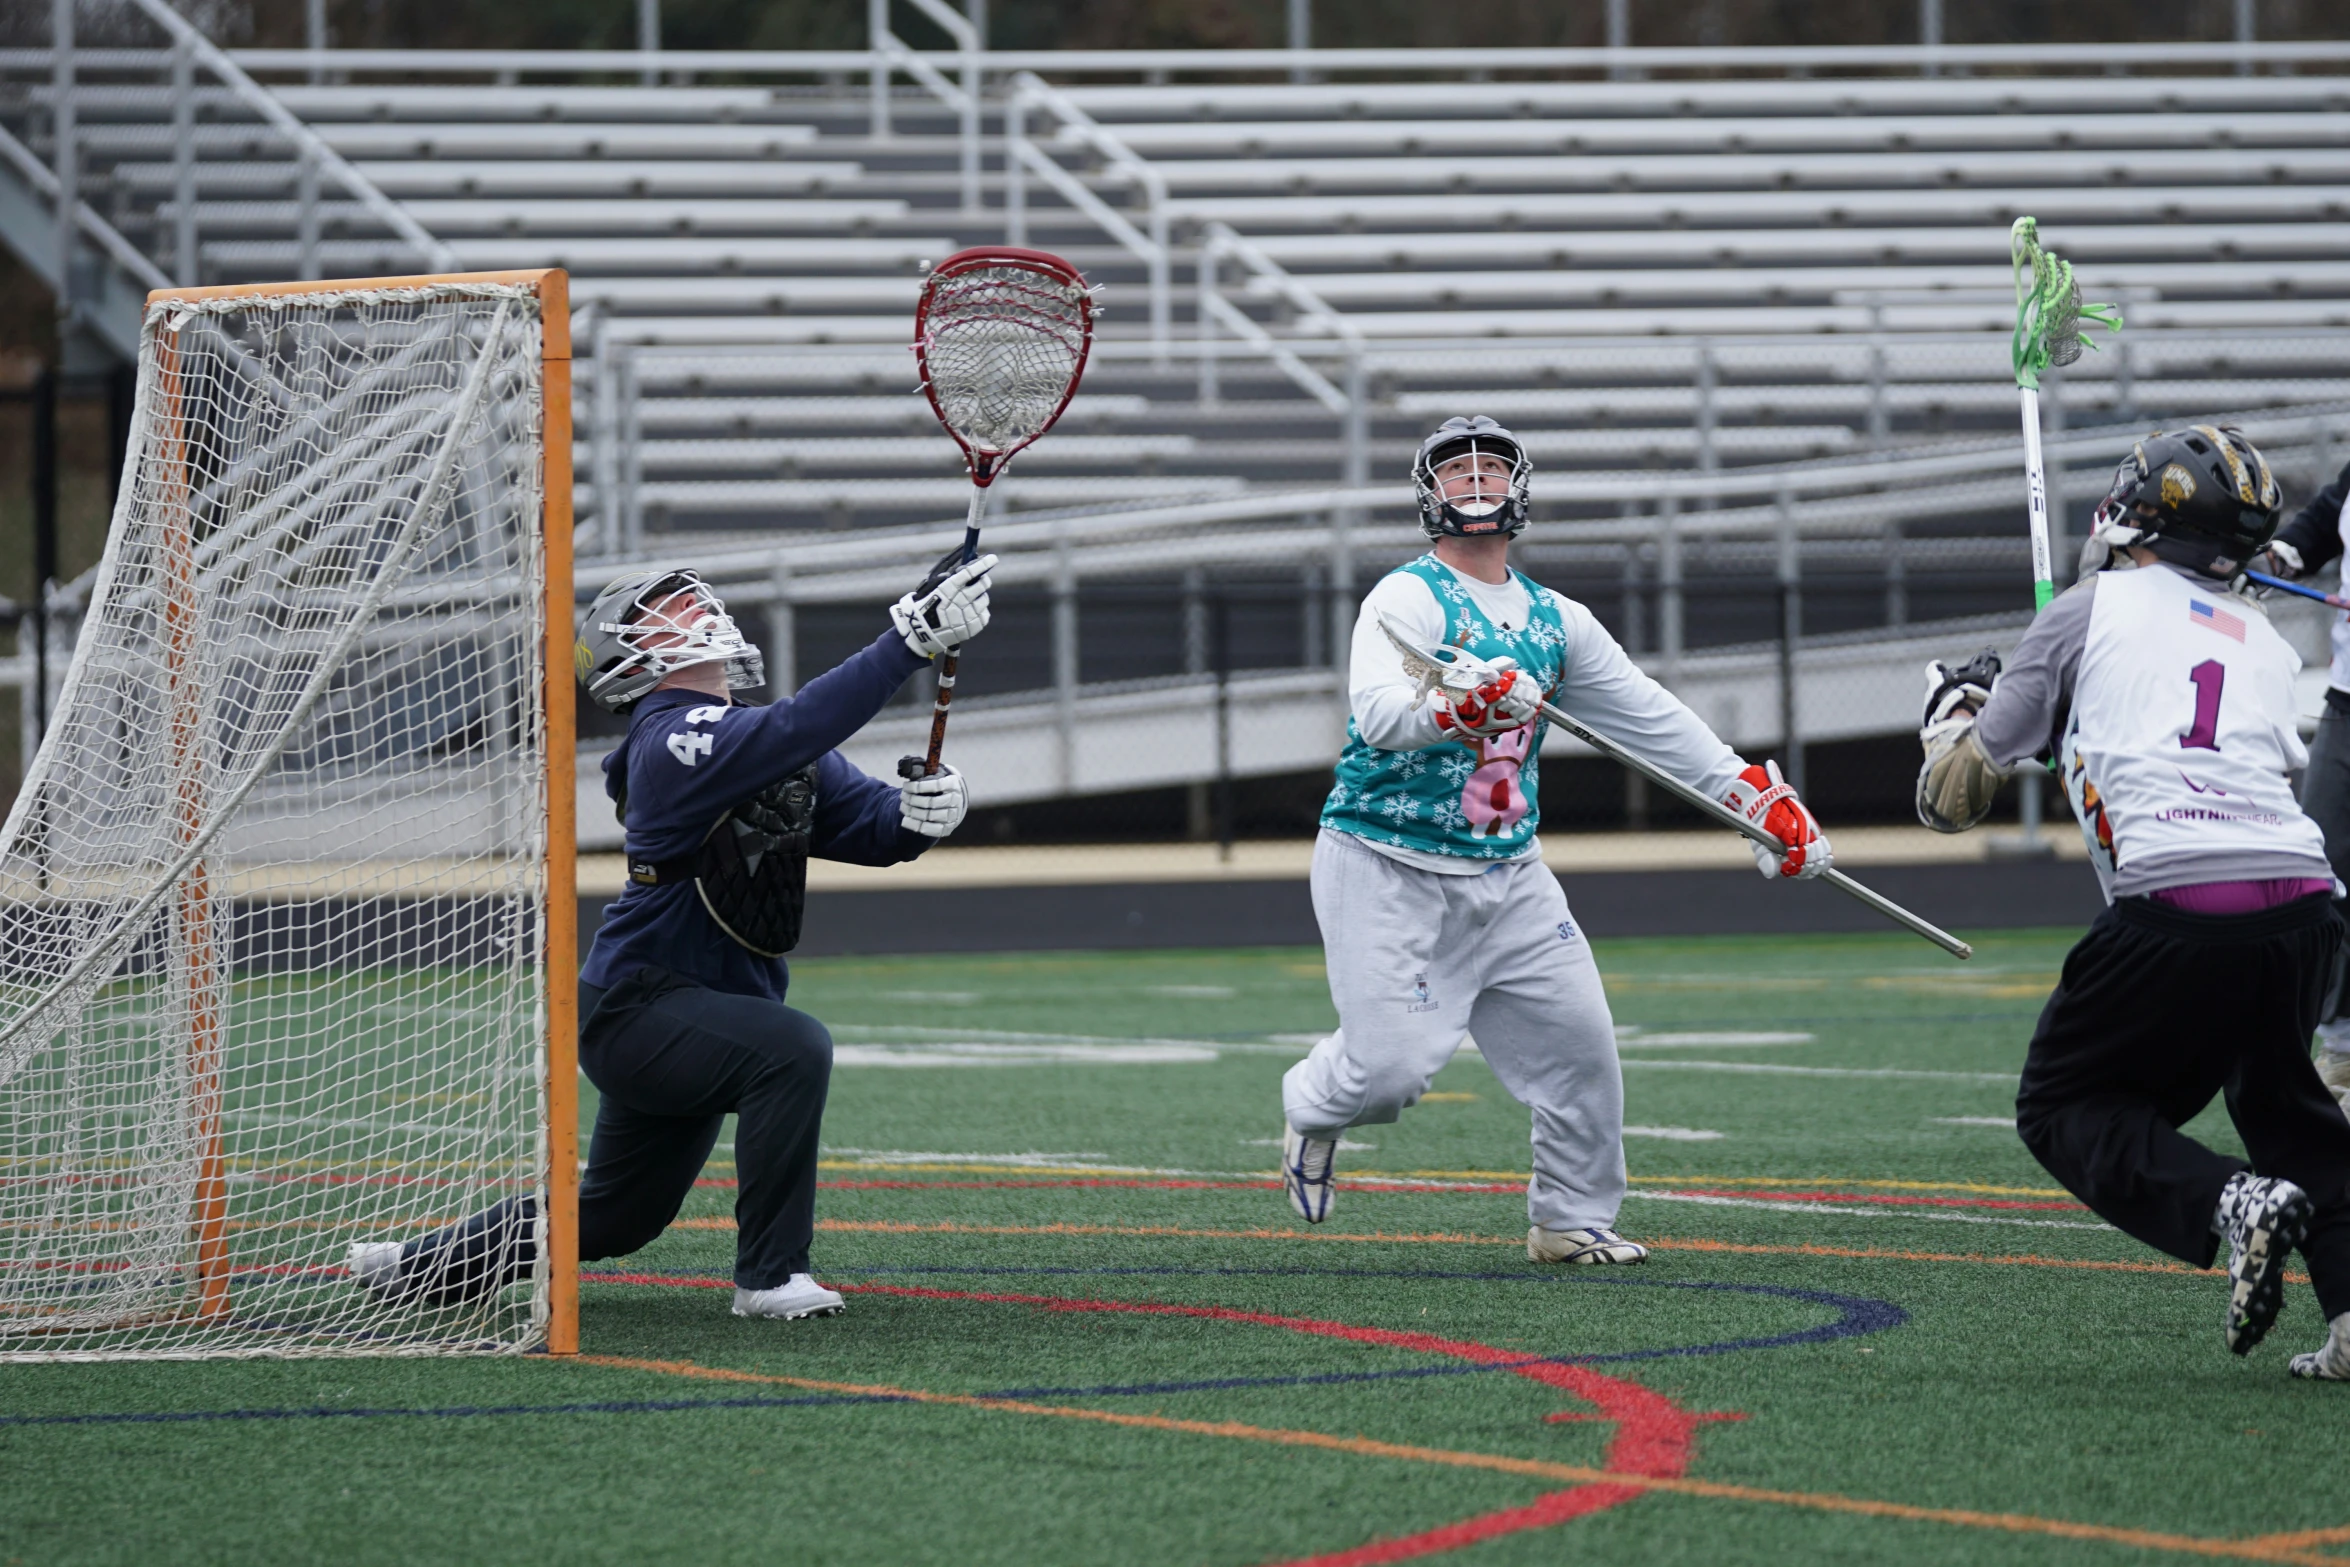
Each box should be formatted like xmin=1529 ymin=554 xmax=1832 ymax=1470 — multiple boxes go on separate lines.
xmin=1281 ymin=828 xmax=1627 ymax=1233
xmin=2301 ymin=697 xmax=2350 ymax=1054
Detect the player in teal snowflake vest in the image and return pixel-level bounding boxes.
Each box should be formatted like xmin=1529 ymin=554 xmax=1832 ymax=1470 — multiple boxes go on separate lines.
xmin=1320 ymin=554 xmax=1569 ymax=859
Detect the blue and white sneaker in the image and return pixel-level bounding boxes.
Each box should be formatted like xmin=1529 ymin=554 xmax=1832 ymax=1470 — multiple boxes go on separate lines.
xmin=1529 ymin=1225 xmax=1648 ymax=1265
xmin=1281 ymin=1122 xmax=1338 ymax=1224
xmin=2217 ymin=1172 xmax=2312 ymax=1354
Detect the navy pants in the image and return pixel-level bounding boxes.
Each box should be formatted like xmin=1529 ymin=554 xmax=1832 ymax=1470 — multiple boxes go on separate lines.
xmin=2016 ymin=893 xmax=2350 ymax=1318
xmin=391 ymin=965 xmax=834 ymax=1299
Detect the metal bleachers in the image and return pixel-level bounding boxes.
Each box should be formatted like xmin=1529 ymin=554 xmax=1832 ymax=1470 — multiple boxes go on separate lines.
xmin=16 ymin=10 xmax=2350 ymax=822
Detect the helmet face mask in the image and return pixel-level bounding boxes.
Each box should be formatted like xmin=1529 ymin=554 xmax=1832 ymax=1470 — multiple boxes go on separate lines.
xmin=1413 ymin=416 xmax=1532 ymax=540
xmin=2085 ymin=424 xmax=2281 ymax=582
xmin=576 ymin=566 xmax=766 ymax=713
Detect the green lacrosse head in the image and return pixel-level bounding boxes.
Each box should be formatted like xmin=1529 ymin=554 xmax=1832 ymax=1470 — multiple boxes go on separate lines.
xmin=2011 ymin=216 xmax=2124 ymax=391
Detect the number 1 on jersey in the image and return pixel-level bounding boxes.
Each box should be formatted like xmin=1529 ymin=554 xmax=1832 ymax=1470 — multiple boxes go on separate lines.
xmin=2181 ymin=658 xmax=2224 ymax=752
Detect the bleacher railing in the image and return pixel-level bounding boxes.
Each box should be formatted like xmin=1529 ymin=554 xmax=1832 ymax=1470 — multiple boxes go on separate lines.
xmin=531 ymin=401 xmax=2350 ymax=824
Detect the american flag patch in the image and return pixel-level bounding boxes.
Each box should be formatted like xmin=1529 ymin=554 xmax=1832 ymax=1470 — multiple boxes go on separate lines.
xmin=2189 ymin=599 xmax=2247 ymax=641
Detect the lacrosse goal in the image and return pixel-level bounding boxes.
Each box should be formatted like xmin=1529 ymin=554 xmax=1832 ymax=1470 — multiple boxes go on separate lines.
xmin=0 ymin=271 xmax=577 ymax=1360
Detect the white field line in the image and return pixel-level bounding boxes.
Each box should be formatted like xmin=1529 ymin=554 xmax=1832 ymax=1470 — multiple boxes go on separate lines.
xmin=1623 ymin=1189 xmax=2106 ymax=1230
xmin=1933 ymin=1116 xmax=2020 ymax=1127
xmin=833 ymin=1044 xmax=1220 ymax=1067
xmin=1623 ymin=1126 xmax=1726 ymax=1141
xmin=828 ymin=1024 xmax=1303 ymax=1056
xmin=824 ymin=1148 xmax=1115 ymax=1165
xmin=1619 ymin=1059 xmax=2013 ymax=1082
xmin=1615 ymin=1031 xmax=1815 ymax=1048
xmin=810 ymin=1153 xmax=2098 ymax=1228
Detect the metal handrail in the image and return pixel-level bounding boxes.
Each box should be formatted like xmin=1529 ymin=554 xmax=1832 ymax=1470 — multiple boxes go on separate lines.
xmin=0 ymin=122 xmax=171 ymax=292
xmin=866 ymin=0 xmax=982 ymax=217
xmin=105 ymin=0 xmax=458 ymax=274
xmin=1006 ymin=70 xmax=1170 ymax=362
xmin=186 ymin=41 xmax=2350 ymax=75
xmin=580 ymin=397 xmax=2350 ymax=594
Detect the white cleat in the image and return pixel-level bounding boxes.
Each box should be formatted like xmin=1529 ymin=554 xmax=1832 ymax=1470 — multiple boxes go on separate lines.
xmin=1529 ymin=1225 xmax=1649 ymax=1265
xmin=347 ymin=1241 xmax=406 ymax=1295
xmin=2290 ymin=1311 xmax=2350 ymax=1380
xmin=732 ymin=1274 xmax=846 ymax=1320
xmin=1281 ymin=1122 xmax=1338 ymax=1224
xmin=2320 ymin=1052 xmax=2350 ymax=1118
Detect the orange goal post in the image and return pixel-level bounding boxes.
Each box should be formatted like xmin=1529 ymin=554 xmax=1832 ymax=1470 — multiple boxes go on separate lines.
xmin=0 ymin=270 xmax=576 ymax=1360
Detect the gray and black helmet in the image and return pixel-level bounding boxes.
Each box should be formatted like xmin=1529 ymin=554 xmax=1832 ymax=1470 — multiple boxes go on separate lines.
xmin=575 ymin=565 xmax=765 ymax=713
xmin=2087 ymin=425 xmax=2283 ymax=582
xmin=1411 ymin=416 xmax=1532 ymax=540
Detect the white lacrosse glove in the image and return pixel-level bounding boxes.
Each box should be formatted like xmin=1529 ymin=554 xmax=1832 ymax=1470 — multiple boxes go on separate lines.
xmin=1721 ymin=759 xmax=1832 ymax=880
xmin=899 ymin=764 xmax=968 ymax=838
xmin=2253 ymin=540 xmax=2305 ymax=581
xmin=1431 ymin=656 xmax=1541 ymax=739
xmin=891 ymin=552 xmax=996 ymax=659
xmin=1916 ymin=650 xmax=2008 ymax=834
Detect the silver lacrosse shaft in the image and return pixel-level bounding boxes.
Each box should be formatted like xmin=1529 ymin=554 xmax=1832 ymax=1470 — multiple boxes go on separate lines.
xmin=1532 ymin=696 xmax=1974 ymax=960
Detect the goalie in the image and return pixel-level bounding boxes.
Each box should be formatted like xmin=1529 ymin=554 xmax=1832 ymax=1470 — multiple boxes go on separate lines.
xmin=350 ymin=555 xmax=992 ymax=1323
xmin=1918 ymin=425 xmax=2350 ymax=1377
xmin=1279 ymin=416 xmax=1832 ymax=1263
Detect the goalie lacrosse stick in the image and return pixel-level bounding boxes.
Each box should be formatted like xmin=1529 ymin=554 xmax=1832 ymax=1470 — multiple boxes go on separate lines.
xmin=899 ymin=246 xmax=1096 ymax=782
xmin=2011 ymin=217 xmax=2124 ymax=613
xmin=1378 ymin=615 xmax=1974 ymax=960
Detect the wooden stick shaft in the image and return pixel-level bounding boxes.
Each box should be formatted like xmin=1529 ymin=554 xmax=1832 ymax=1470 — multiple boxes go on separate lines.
xmin=920 ymin=486 xmax=988 ymax=776
xmin=1534 ymin=696 xmax=1974 ymax=960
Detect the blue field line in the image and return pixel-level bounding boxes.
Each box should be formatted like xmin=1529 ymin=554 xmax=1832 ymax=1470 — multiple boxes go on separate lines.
xmin=810 ymin=1263 xmax=1907 ymax=1400
xmin=0 ymin=1263 xmax=1903 ymax=1432
xmin=0 ymin=1392 xmax=898 ymax=1430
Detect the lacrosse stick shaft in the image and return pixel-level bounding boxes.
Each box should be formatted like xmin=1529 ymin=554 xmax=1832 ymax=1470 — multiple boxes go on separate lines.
xmin=2247 ymin=569 xmax=2350 ymax=612
xmin=1533 ymin=697 xmax=1974 ymax=960
xmin=2018 ymin=385 xmax=2056 ymax=613
xmin=921 ymin=486 xmax=989 ymax=775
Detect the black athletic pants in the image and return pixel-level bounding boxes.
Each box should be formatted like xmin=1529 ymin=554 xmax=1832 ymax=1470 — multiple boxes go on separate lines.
xmin=394 ymin=965 xmax=834 ymax=1298
xmin=2015 ymin=892 xmax=2350 ymax=1318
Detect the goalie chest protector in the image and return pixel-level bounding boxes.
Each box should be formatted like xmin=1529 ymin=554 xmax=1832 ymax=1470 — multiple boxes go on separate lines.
xmin=626 ymin=766 xmax=819 ymax=958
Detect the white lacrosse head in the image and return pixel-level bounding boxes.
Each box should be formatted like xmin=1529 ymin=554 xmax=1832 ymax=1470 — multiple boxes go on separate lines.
xmin=1376 ymin=612 xmax=1516 ymax=710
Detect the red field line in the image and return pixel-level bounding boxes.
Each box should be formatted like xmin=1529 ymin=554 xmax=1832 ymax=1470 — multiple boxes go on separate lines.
xmin=692 ymin=1174 xmax=2090 ymax=1213
xmin=586 ymin=1277 xmax=1703 ymax=1564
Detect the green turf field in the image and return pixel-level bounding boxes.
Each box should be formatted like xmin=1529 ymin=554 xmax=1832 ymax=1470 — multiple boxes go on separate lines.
xmin=8 ymin=928 xmax=2350 ymax=1567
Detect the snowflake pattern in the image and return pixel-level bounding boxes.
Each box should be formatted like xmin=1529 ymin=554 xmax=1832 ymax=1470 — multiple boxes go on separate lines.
xmin=1379 ymin=794 xmax=1422 ymax=823
xmin=1437 ymin=752 xmax=1476 ymax=786
xmin=1431 ymin=799 xmax=1467 ymax=831
xmin=1393 ymin=750 xmax=1430 ymax=780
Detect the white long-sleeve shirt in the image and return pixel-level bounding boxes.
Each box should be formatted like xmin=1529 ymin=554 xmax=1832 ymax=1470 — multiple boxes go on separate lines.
xmin=1344 ymin=563 xmax=1744 ymax=874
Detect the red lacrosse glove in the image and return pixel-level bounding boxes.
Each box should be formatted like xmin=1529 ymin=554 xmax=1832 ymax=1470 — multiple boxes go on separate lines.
xmin=1720 ymin=759 xmax=1832 ymax=880
xmin=1432 ymin=660 xmax=1541 ymax=739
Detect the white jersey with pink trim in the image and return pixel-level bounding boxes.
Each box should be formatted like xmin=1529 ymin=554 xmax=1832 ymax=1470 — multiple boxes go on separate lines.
xmin=2058 ymin=563 xmax=2331 ymax=900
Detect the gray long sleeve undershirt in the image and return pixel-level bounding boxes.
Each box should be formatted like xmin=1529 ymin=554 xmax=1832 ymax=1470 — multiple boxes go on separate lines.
xmin=1972 ymin=576 xmax=2098 ymax=772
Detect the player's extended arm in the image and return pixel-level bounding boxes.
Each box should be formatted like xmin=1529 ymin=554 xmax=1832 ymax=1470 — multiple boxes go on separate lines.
xmin=2258 ymin=456 xmax=2350 ymax=581
xmin=808 ymin=751 xmax=953 ymax=865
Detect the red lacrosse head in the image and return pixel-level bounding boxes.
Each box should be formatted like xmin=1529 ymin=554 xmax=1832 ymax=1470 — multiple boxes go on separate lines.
xmin=913 ymin=246 xmax=1095 ymax=488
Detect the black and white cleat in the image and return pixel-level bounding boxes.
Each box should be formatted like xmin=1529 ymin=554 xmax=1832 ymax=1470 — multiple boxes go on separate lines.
xmin=2217 ymin=1173 xmax=2313 ymax=1355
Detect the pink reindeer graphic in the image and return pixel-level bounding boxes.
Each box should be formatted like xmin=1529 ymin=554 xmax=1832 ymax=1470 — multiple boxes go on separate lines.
xmin=1462 ymin=725 xmax=1532 ymax=837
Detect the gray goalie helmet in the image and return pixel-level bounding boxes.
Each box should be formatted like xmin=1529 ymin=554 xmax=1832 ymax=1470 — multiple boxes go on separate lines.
xmin=1411 ymin=415 xmax=1532 ymax=540
xmin=575 ymin=565 xmax=765 ymax=714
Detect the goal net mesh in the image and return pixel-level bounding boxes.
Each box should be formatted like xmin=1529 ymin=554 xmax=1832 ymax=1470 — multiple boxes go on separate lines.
xmin=0 ymin=280 xmax=554 ymax=1360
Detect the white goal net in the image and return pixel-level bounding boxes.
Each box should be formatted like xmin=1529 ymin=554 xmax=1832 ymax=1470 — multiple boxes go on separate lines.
xmin=0 ymin=275 xmax=571 ymax=1360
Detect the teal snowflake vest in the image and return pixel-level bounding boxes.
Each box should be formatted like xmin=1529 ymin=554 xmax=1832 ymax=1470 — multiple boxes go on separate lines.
xmin=1321 ymin=557 xmax=1570 ymax=860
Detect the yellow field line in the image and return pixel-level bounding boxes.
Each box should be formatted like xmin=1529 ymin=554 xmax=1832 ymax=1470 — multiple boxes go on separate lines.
xmin=2253 ymin=1531 xmax=2350 ymax=1551
xmin=692 ymin=1218 xmax=2302 ymax=1284
xmin=577 ymin=1355 xmax=2350 ymax=1566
